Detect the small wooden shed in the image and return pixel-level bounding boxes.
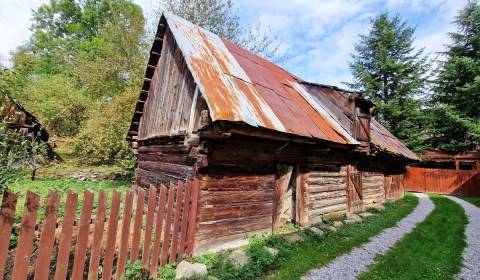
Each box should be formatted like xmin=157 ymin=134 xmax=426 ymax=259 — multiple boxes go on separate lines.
xmin=0 ymin=95 xmax=48 ymax=142
xmin=127 ymin=13 xmax=419 ymax=253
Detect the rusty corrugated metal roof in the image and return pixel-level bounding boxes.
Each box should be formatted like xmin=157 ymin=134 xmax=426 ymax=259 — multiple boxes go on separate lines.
xmin=129 ymin=12 xmax=418 ymax=160
xmin=370 ymin=119 xmax=419 ymax=160
xmin=165 ymin=12 xmax=356 ymax=145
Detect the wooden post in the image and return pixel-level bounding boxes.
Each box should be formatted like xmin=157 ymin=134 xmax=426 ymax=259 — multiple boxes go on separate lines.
xmin=0 ymin=192 xmax=17 ymax=280
xmin=272 ymin=164 xmax=293 ymax=231
xmin=295 ymin=165 xmax=308 ymax=227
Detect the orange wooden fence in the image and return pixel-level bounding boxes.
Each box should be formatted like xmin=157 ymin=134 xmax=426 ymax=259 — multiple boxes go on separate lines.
xmin=405 ymin=167 xmax=480 ymax=196
xmin=0 ymin=179 xmax=200 ymax=280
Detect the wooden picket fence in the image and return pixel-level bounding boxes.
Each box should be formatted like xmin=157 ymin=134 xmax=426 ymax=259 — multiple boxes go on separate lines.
xmin=405 ymin=167 xmax=480 ymax=196
xmin=0 ymin=179 xmax=200 ymax=280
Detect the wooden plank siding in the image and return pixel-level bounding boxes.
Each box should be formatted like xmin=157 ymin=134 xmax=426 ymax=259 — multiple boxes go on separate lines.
xmin=361 ymin=171 xmax=385 ymax=209
xmin=138 ymin=28 xmax=205 ymax=140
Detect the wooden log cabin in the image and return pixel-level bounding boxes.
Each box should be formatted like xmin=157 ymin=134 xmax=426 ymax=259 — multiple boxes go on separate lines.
xmin=127 ymin=13 xmax=419 ymax=253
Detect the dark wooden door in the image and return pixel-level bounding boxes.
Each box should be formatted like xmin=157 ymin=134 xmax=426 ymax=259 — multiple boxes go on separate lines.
xmin=347 ymin=165 xmax=363 ymax=213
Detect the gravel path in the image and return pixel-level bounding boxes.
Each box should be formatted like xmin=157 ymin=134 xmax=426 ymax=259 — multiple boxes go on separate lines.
xmin=302 ymin=193 xmax=435 ymax=280
xmin=445 ymin=196 xmax=480 ymax=280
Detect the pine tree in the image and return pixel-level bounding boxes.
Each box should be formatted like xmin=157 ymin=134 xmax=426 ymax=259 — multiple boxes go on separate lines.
xmin=427 ymin=1 xmax=480 ymax=152
xmin=348 ymin=13 xmax=430 ymax=151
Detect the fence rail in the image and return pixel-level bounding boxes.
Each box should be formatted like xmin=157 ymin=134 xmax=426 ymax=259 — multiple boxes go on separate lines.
xmin=0 ymin=179 xmax=200 ymax=280
xmin=404 ymin=167 xmax=480 ymax=196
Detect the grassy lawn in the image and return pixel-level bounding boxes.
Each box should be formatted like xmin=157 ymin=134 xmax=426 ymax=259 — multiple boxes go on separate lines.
xmin=268 ymin=194 xmax=419 ymax=280
xmin=358 ymin=195 xmax=467 ymax=280
xmin=6 ymin=176 xmax=130 ymax=220
xmin=459 ymin=196 xmax=480 ymax=208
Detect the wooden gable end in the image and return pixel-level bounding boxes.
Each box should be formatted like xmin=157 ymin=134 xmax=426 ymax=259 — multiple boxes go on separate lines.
xmin=138 ymin=28 xmax=207 ymax=141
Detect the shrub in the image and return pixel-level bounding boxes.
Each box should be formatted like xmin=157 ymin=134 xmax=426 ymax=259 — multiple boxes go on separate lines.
xmin=73 ymin=87 xmax=137 ymax=165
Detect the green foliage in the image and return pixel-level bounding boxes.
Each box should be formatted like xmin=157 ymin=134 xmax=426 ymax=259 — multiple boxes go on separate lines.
xmin=358 ymin=195 xmax=467 ymax=280
xmin=424 ymin=104 xmax=480 ymax=151
xmin=20 ymin=74 xmax=88 ymax=136
xmin=122 ymin=261 xmax=153 ymax=280
xmin=0 ymin=122 xmax=48 ymax=191
xmin=348 ymin=13 xmax=430 ymax=152
xmin=428 ymin=1 xmax=480 ymax=152
xmin=73 ymin=87 xmax=138 ymax=165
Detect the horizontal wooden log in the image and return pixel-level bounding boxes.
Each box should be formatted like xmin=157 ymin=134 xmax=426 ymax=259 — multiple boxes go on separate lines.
xmin=306 ymin=177 xmax=345 ymax=185
xmin=138 ymin=153 xmax=194 ymax=165
xmin=307 ymin=184 xmax=345 ymax=193
xmin=138 ymin=161 xmax=194 ymax=178
xmin=309 ymin=197 xmax=346 ymax=209
xmin=308 ymin=172 xmax=346 ymax=178
xmin=197 ymin=215 xmax=271 ymax=240
xmin=309 ymin=204 xmax=347 ymax=216
xmin=198 ymin=202 xmax=273 ymax=222
xmin=199 ymin=176 xmax=274 ymax=191
xmin=138 ymin=144 xmax=190 ymax=155
xmin=200 ymin=190 xmax=273 ymax=206
xmin=309 ymin=190 xmax=346 ymax=201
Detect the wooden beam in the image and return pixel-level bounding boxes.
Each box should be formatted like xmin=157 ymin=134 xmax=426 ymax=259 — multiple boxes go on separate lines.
xmin=144 ymin=78 xmax=152 ymax=83
xmin=154 ymin=37 xmax=163 ymax=42
xmin=147 ymin=64 xmax=156 ymax=70
xmin=295 ymin=165 xmax=308 ymax=226
xmin=187 ymin=86 xmax=199 ymax=134
xmin=151 ymin=51 xmax=161 ymax=56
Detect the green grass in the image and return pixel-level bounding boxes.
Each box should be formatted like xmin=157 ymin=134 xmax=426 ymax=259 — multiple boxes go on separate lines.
xmin=459 ymin=196 xmax=480 ymax=208
xmin=359 ymin=195 xmax=467 ymax=280
xmin=267 ymin=194 xmax=419 ymax=280
xmin=6 ymin=177 xmax=130 ymax=220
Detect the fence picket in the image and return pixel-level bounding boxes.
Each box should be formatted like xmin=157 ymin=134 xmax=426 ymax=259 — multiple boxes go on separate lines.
xmin=34 ymin=191 xmax=60 ymax=280
xmin=186 ymin=179 xmax=200 ymax=259
xmin=88 ymin=190 xmax=107 ymax=280
xmin=0 ymin=192 xmax=18 ymax=280
xmin=54 ymin=191 xmax=78 ymax=280
xmin=103 ymin=190 xmax=121 ymax=280
xmin=72 ymin=190 xmax=94 ymax=280
xmin=169 ymin=180 xmax=185 ymax=263
xmin=149 ymin=184 xmax=167 ymax=277
xmin=115 ymin=190 xmax=134 ymax=279
xmin=160 ymin=183 xmax=175 ymax=266
xmin=142 ymin=185 xmax=157 ymax=267
xmin=11 ymin=191 xmax=40 ymax=280
xmin=130 ymin=188 xmax=145 ymax=262
xmin=1 ymin=179 xmax=200 ymax=279
xmin=178 ymin=180 xmax=192 ymax=261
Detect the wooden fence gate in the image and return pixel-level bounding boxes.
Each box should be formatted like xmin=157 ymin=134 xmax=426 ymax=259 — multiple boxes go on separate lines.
xmin=404 ymin=167 xmax=480 ymax=196
xmin=0 ymin=179 xmax=200 ymax=280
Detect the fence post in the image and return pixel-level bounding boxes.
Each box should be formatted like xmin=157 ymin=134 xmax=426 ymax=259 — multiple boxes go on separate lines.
xmin=34 ymin=191 xmax=60 ymax=280
xmin=72 ymin=190 xmax=94 ymax=280
xmin=150 ymin=184 xmax=168 ymax=277
xmin=102 ymin=190 xmax=121 ymax=280
xmin=142 ymin=185 xmax=157 ymax=267
xmin=11 ymin=191 xmax=40 ymax=280
xmin=88 ymin=190 xmax=107 ymax=280
xmin=115 ymin=189 xmax=134 ymax=279
xmin=0 ymin=191 xmax=18 ymax=280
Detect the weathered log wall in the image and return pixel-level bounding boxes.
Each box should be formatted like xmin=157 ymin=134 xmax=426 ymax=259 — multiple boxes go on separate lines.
xmin=304 ymin=166 xmax=348 ymax=224
xmin=136 ymin=143 xmax=196 ymax=188
xmin=361 ymin=172 xmax=385 ymax=209
xmin=194 ymin=168 xmax=275 ymax=253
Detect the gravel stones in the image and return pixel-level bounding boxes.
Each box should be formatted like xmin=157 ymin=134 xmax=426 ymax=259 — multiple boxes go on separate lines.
xmin=302 ymin=193 xmax=435 ymax=280
xmin=445 ymin=196 xmax=480 ymax=280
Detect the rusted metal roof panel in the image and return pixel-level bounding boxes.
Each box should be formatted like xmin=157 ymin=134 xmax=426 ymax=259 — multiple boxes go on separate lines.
xmin=164 ymin=12 xmax=354 ymax=145
xmin=370 ymin=119 xmax=419 ymax=160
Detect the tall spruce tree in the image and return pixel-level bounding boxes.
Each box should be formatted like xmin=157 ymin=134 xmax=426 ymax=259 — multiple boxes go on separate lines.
xmin=348 ymin=13 xmax=430 ymax=151
xmin=427 ymin=1 xmax=480 ymax=151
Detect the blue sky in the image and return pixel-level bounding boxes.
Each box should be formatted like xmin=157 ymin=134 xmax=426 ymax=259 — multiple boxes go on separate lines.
xmin=0 ymin=0 xmax=468 ymax=87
